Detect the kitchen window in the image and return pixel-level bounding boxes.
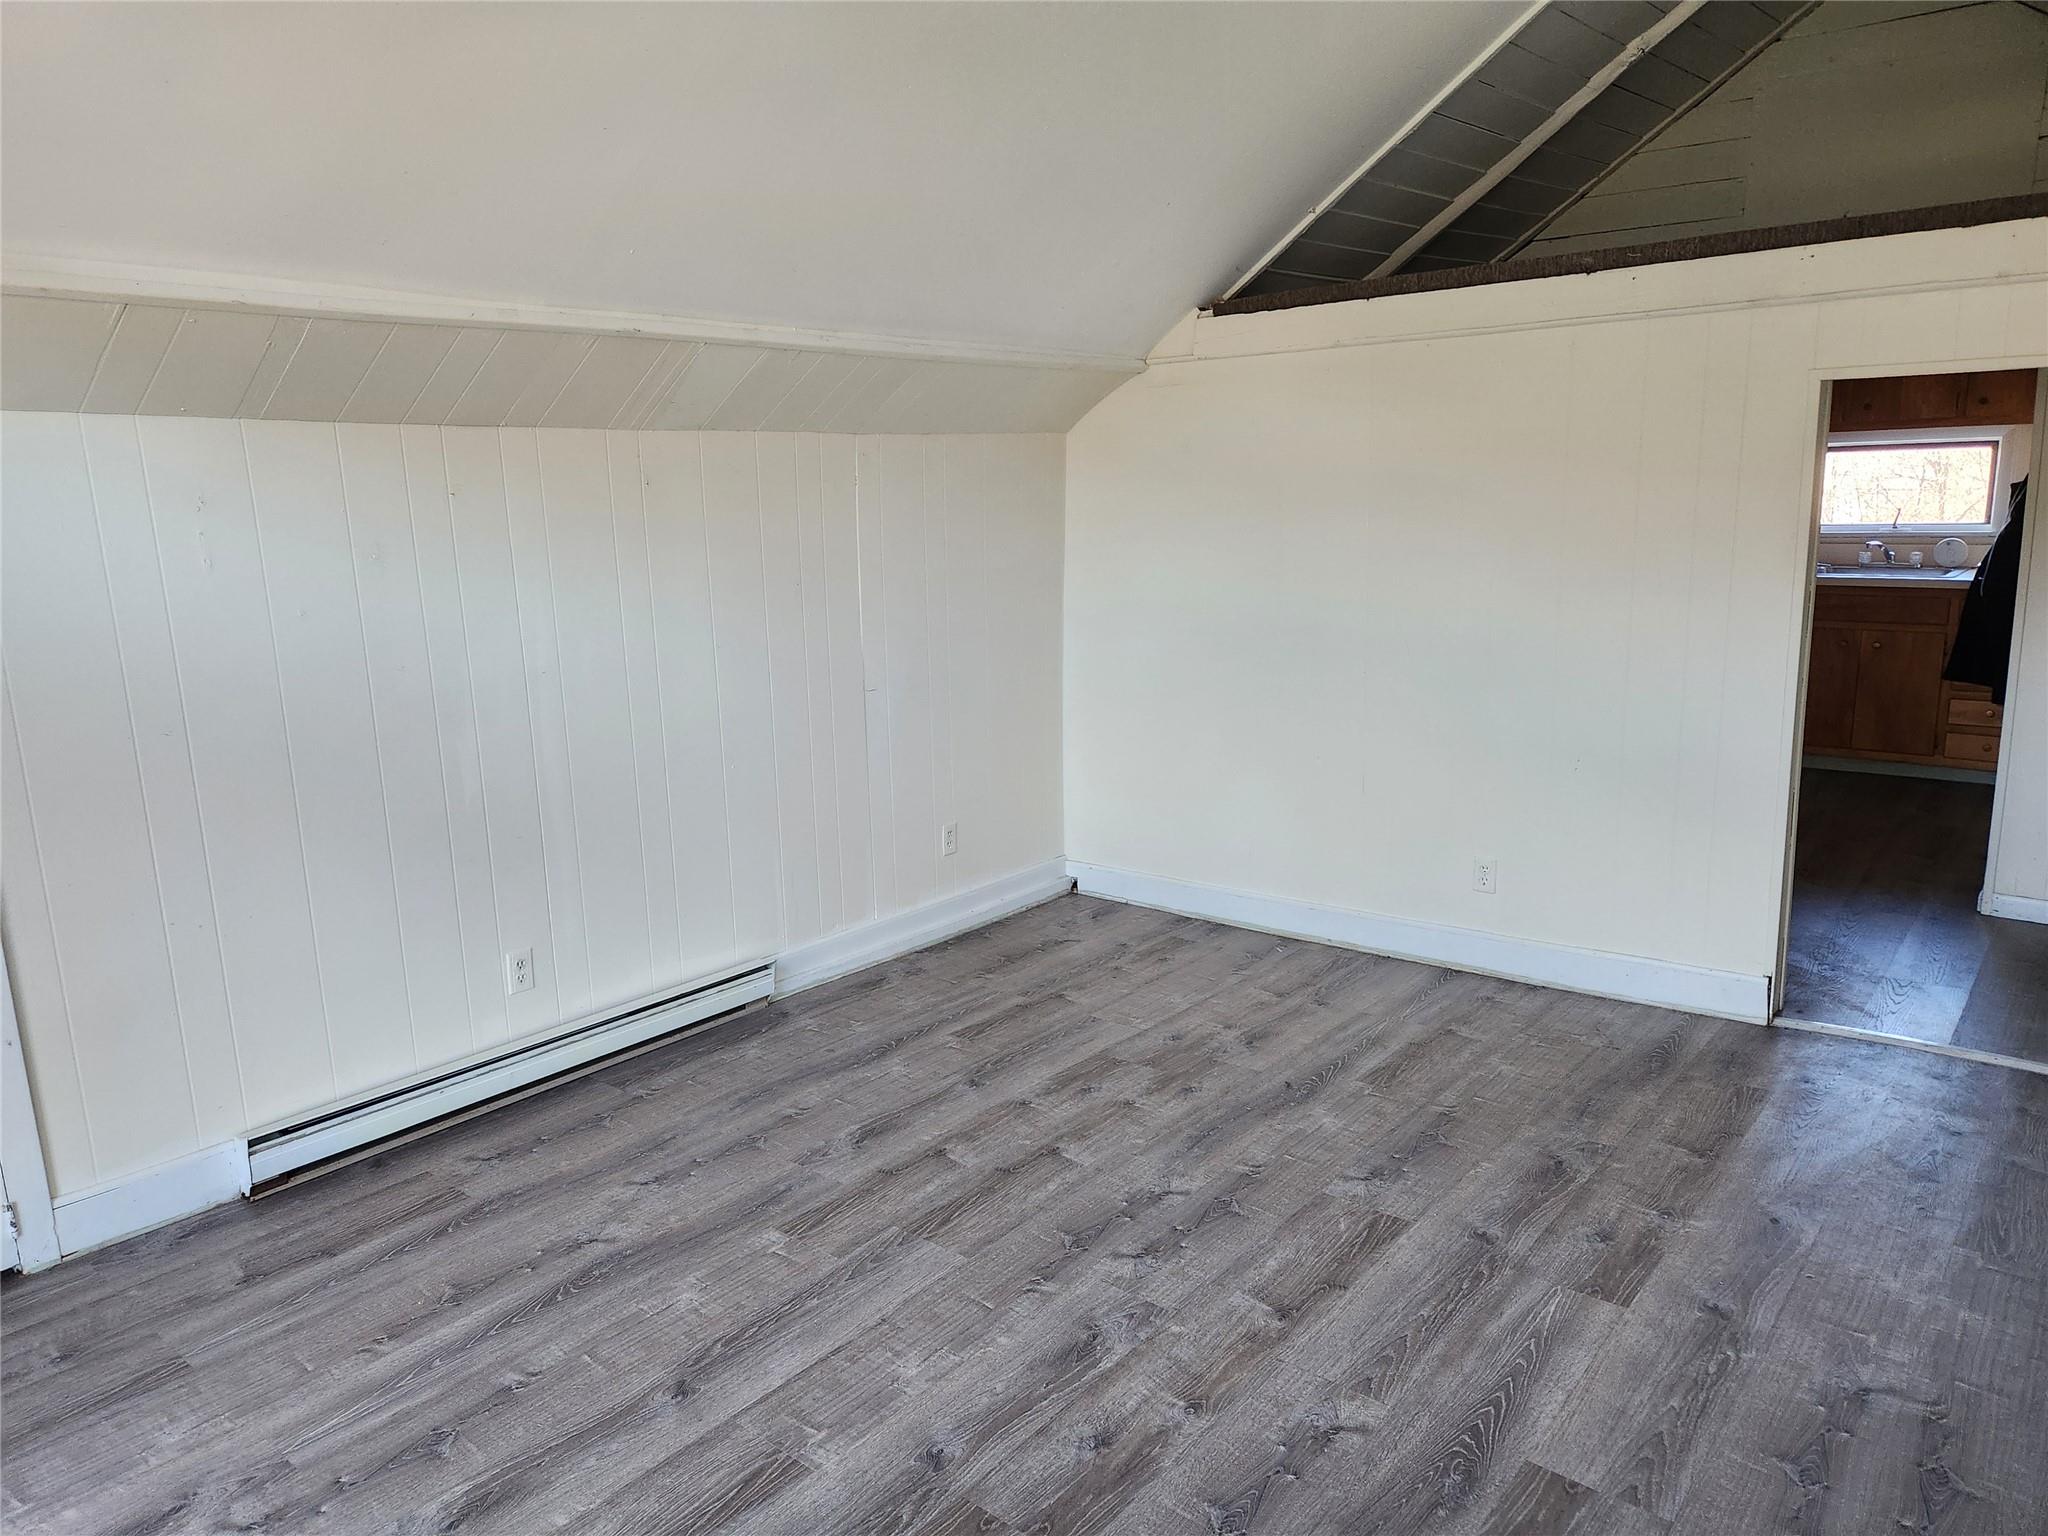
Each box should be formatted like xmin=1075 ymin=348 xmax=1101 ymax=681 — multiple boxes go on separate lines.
xmin=1819 ymin=430 xmax=2003 ymax=534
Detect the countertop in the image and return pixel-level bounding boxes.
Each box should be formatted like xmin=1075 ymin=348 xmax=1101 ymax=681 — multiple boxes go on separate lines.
xmin=1814 ymin=565 xmax=1974 ymax=587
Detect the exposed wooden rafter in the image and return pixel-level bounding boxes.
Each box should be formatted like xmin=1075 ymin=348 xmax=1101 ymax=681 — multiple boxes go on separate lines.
xmin=1494 ymin=0 xmax=1822 ymax=263
xmin=1221 ymin=1 xmax=1823 ymax=305
xmin=1213 ymin=1 xmax=1548 ymax=305
xmin=1209 ymin=193 xmax=2048 ymax=319
xmin=1368 ymin=0 xmax=1708 ymax=280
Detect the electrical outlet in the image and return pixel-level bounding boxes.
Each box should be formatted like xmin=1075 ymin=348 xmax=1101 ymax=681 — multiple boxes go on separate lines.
xmin=941 ymin=822 xmax=958 ymax=858
xmin=505 ymin=947 xmax=535 ymax=995
xmin=1472 ymin=859 xmax=1498 ymax=895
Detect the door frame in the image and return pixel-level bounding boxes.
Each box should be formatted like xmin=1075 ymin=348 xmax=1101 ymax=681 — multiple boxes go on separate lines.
xmin=1978 ymin=366 xmax=2048 ymax=915
xmin=1771 ymin=374 xmax=1837 ymax=1015
xmin=1774 ymin=359 xmax=2048 ymax=1019
xmin=1 ymin=943 xmax=61 ymax=1270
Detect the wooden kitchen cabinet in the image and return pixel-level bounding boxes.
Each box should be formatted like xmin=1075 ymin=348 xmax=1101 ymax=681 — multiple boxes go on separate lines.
xmin=1828 ymin=369 xmax=2035 ymax=432
xmin=1850 ymin=628 xmax=1945 ymax=757
xmin=1802 ymin=627 xmax=1858 ymax=751
xmin=1960 ymin=369 xmax=2037 ymax=424
xmin=1804 ymin=584 xmax=2003 ymax=769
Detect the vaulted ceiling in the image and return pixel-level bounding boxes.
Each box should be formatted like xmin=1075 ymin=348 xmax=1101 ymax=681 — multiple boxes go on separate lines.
xmin=1230 ymin=1 xmax=1811 ymax=302
xmin=1225 ymin=0 xmax=2048 ymax=313
xmin=1 ymin=1 xmax=1523 ymax=367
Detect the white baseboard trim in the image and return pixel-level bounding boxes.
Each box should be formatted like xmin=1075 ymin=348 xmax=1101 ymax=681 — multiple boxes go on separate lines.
xmin=52 ymin=1140 xmax=250 ymax=1258
xmin=30 ymin=867 xmax=1073 ymax=1267
xmin=1981 ymin=891 xmax=2048 ymax=924
xmin=776 ymin=859 xmax=1074 ymax=996
xmin=1069 ymin=861 xmax=1771 ymax=1024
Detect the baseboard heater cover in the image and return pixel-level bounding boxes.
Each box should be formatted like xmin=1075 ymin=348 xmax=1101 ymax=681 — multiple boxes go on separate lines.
xmin=247 ymin=960 xmax=774 ymax=1187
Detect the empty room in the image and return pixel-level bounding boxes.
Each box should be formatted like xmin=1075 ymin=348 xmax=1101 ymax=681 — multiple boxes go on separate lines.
xmin=2 ymin=3 xmax=2045 ymax=1533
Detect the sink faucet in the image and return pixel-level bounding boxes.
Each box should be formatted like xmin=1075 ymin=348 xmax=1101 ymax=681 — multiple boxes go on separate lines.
xmin=1865 ymin=539 xmax=1899 ymax=566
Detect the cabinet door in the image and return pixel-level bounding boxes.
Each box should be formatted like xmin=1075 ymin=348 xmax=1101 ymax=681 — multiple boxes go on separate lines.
xmin=1894 ymin=373 xmax=1967 ymax=427
xmin=1962 ymin=369 xmax=2035 ymax=426
xmin=1803 ymin=626 xmax=1859 ymax=751
xmin=1829 ymin=376 xmax=1898 ymax=432
xmin=1824 ymin=370 xmax=2029 ymax=431
xmin=1851 ymin=627 xmax=1944 ymax=757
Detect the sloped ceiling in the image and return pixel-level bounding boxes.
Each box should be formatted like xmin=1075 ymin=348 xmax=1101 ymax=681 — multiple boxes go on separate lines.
xmin=1220 ymin=0 xmax=2048 ymax=317
xmin=0 ymin=0 xmax=1524 ymax=368
xmin=1231 ymin=0 xmax=1810 ymax=303
xmin=1521 ymin=0 xmax=2048 ymax=257
xmin=0 ymin=294 xmax=1122 ymax=432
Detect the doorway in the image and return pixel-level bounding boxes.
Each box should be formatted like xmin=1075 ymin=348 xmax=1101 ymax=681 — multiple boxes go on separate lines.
xmin=1780 ymin=367 xmax=2048 ymax=1070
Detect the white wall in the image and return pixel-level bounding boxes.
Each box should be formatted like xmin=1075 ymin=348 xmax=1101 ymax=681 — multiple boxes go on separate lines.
xmin=1066 ymin=220 xmax=2048 ymax=1002
xmin=1 ymin=416 xmax=1063 ymax=1199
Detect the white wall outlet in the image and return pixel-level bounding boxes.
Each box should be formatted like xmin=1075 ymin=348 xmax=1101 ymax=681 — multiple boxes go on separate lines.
xmin=941 ymin=822 xmax=958 ymax=858
xmin=505 ymin=947 xmax=535 ymax=995
xmin=1472 ymin=859 xmax=1498 ymax=895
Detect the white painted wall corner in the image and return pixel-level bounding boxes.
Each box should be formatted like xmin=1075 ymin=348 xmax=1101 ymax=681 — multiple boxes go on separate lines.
xmin=775 ymin=859 xmax=1074 ymax=997
xmin=1068 ymin=860 xmax=1772 ymax=1024
xmin=51 ymin=1140 xmax=251 ymax=1259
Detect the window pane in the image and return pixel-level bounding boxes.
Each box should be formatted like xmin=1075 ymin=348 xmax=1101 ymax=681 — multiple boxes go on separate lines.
xmin=1820 ymin=442 xmax=1996 ymax=527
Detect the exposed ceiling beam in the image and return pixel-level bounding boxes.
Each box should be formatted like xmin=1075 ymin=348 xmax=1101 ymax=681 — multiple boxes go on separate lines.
xmin=1213 ymin=0 xmax=1547 ymax=306
xmin=1209 ymin=193 xmax=2048 ymax=319
xmin=1495 ymin=1 xmax=1821 ymax=263
xmin=1368 ymin=0 xmax=1708 ymax=281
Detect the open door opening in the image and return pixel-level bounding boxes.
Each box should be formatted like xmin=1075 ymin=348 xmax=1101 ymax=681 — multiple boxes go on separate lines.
xmin=1778 ymin=367 xmax=2048 ymax=1071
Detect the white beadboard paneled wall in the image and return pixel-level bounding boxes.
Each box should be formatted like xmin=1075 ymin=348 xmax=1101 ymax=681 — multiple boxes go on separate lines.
xmin=1072 ymin=220 xmax=2048 ymax=1004
xmin=1 ymin=417 xmax=1064 ymax=1198
xmin=0 ymin=293 xmax=1130 ymax=434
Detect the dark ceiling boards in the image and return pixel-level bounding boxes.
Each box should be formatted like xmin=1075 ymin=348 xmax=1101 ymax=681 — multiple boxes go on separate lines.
xmin=1226 ymin=1 xmax=1808 ymax=304
xmin=1215 ymin=193 xmax=2048 ymax=316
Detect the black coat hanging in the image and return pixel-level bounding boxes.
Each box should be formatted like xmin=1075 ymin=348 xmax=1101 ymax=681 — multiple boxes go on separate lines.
xmin=1943 ymin=477 xmax=2027 ymax=706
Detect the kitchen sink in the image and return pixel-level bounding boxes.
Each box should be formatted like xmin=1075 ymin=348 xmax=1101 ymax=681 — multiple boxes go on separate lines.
xmin=1814 ymin=564 xmax=1973 ymax=582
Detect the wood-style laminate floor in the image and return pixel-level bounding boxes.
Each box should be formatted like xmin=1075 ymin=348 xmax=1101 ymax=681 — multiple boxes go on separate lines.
xmin=5 ymin=895 xmax=2045 ymax=1535
xmin=1785 ymin=767 xmax=2048 ymax=1063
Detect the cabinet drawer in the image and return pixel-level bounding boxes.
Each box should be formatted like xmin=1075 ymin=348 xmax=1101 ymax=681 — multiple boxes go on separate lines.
xmin=1812 ymin=588 xmax=1957 ymax=628
xmin=1942 ymin=732 xmax=2001 ymax=766
xmin=1946 ymin=698 xmax=2003 ymax=728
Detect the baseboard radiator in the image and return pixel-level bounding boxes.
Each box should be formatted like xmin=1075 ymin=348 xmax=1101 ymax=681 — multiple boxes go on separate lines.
xmin=247 ymin=960 xmax=775 ymax=1190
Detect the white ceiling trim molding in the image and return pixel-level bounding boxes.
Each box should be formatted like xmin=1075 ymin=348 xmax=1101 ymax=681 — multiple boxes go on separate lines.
xmin=2 ymin=255 xmax=1146 ymax=376
xmin=1214 ymin=0 xmax=1548 ymax=306
xmin=0 ymin=291 xmax=1132 ymax=434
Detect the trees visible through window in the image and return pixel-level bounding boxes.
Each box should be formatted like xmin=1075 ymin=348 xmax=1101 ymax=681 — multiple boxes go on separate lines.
xmin=1820 ymin=441 xmax=1997 ymax=529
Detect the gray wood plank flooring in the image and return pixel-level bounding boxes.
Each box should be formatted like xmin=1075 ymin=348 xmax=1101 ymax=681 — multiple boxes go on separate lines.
xmin=4 ymin=894 xmax=2044 ymax=1535
xmin=1785 ymin=767 xmax=2048 ymax=1063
